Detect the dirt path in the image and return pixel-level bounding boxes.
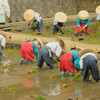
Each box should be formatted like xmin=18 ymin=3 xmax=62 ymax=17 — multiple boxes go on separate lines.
xmin=8 ymin=32 xmax=100 ymax=51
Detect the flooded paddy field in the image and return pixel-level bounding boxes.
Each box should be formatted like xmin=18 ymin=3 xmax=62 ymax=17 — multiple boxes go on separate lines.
xmin=0 ymin=48 xmax=100 ymax=100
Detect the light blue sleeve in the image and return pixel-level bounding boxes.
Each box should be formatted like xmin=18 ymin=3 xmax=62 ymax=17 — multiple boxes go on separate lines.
xmin=69 ymin=51 xmax=79 ymax=60
xmin=74 ymin=57 xmax=80 ymax=68
xmin=70 ymin=57 xmax=73 ymax=62
xmin=77 ymin=18 xmax=81 ymax=25
xmin=86 ymin=18 xmax=90 ymax=25
xmin=31 ymin=42 xmax=39 ymax=60
xmin=34 ymin=48 xmax=39 ymax=60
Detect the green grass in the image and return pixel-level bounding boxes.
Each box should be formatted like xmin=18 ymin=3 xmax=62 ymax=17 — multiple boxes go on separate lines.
xmin=62 ymin=84 xmax=71 ymax=88
xmin=3 ymin=48 xmax=21 ymax=57
xmin=7 ymin=23 xmax=100 ymax=44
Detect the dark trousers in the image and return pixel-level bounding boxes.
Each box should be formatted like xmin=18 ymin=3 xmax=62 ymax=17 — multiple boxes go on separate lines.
xmin=83 ymin=55 xmax=99 ymax=82
xmin=37 ymin=46 xmax=54 ymax=69
xmin=31 ymin=20 xmax=43 ymax=32
xmin=0 ymin=46 xmax=3 ymax=59
xmin=53 ymin=25 xmax=65 ymax=34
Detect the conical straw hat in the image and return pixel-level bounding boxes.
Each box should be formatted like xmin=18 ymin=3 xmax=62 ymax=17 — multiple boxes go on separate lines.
xmin=55 ymin=12 xmax=67 ymax=22
xmin=78 ymin=10 xmax=89 ymax=20
xmin=24 ymin=9 xmax=35 ymax=21
xmin=55 ymin=35 xmax=66 ymax=50
xmin=76 ymin=47 xmax=83 ymax=51
xmin=80 ymin=48 xmax=97 ymax=57
xmin=32 ymin=38 xmax=43 ymax=50
xmin=0 ymin=31 xmax=9 ymax=43
xmin=96 ymin=5 xmax=100 ymax=14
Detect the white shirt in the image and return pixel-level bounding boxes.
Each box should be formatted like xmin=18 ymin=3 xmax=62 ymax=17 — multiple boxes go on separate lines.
xmin=0 ymin=0 xmax=10 ymax=17
xmin=34 ymin=12 xmax=42 ymax=22
xmin=79 ymin=53 xmax=97 ymax=69
xmin=97 ymin=14 xmax=100 ymax=21
xmin=0 ymin=35 xmax=6 ymax=48
xmin=53 ymin=18 xmax=58 ymax=25
xmin=46 ymin=42 xmax=62 ymax=57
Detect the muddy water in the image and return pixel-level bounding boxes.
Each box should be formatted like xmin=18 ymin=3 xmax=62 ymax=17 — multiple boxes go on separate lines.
xmin=0 ymin=51 xmax=100 ymax=100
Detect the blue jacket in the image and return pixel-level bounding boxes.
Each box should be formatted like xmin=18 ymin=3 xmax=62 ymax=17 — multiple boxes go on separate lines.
xmin=77 ymin=18 xmax=90 ymax=26
xmin=31 ymin=42 xmax=39 ymax=60
xmin=69 ymin=50 xmax=80 ymax=68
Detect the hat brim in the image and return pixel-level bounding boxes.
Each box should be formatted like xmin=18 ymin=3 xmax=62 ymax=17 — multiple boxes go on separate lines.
xmin=24 ymin=9 xmax=35 ymax=21
xmin=55 ymin=35 xmax=66 ymax=50
xmin=76 ymin=47 xmax=83 ymax=51
xmin=78 ymin=10 xmax=89 ymax=20
xmin=32 ymin=38 xmax=43 ymax=50
xmin=96 ymin=5 xmax=100 ymax=14
xmin=55 ymin=12 xmax=67 ymax=22
xmin=0 ymin=31 xmax=9 ymax=43
xmin=80 ymin=49 xmax=97 ymax=57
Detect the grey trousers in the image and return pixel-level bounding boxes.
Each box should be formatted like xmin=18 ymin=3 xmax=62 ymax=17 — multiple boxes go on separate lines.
xmin=0 ymin=46 xmax=3 ymax=59
xmin=83 ymin=55 xmax=99 ymax=82
xmin=37 ymin=46 xmax=54 ymax=69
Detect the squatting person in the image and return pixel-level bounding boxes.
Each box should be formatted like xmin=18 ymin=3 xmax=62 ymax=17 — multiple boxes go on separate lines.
xmin=75 ymin=10 xmax=90 ymax=36
xmin=37 ymin=36 xmax=66 ymax=69
xmin=20 ymin=38 xmax=43 ymax=64
xmin=24 ymin=9 xmax=43 ymax=35
xmin=60 ymin=50 xmax=80 ymax=76
xmin=79 ymin=49 xmax=100 ymax=82
xmin=53 ymin=12 xmax=67 ymax=35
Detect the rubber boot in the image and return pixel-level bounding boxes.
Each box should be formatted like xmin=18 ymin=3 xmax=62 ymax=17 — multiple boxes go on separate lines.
xmin=20 ymin=58 xmax=25 ymax=65
xmin=61 ymin=71 xmax=65 ymax=75
xmin=28 ymin=61 xmax=33 ymax=64
xmin=82 ymin=34 xmax=86 ymax=36
xmin=69 ymin=72 xmax=74 ymax=76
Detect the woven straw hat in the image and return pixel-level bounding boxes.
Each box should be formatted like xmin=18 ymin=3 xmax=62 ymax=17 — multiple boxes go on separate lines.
xmin=78 ymin=10 xmax=89 ymax=20
xmin=96 ymin=5 xmax=100 ymax=14
xmin=32 ymin=38 xmax=43 ymax=50
xmin=76 ymin=47 xmax=83 ymax=51
xmin=55 ymin=12 xmax=67 ymax=22
xmin=0 ymin=31 xmax=9 ymax=43
xmin=80 ymin=48 xmax=97 ymax=57
xmin=55 ymin=36 xmax=66 ymax=50
xmin=24 ymin=9 xmax=35 ymax=21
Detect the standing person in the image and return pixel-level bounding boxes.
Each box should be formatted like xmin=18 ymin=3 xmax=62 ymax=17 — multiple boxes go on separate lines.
xmin=20 ymin=38 xmax=43 ymax=64
xmin=24 ymin=9 xmax=43 ymax=35
xmin=0 ymin=0 xmax=10 ymax=28
xmin=37 ymin=36 xmax=66 ymax=69
xmin=60 ymin=50 xmax=80 ymax=76
xmin=80 ymin=49 xmax=100 ymax=82
xmin=53 ymin=12 xmax=67 ymax=35
xmin=0 ymin=31 xmax=9 ymax=60
xmin=75 ymin=10 xmax=90 ymax=36
xmin=96 ymin=5 xmax=100 ymax=22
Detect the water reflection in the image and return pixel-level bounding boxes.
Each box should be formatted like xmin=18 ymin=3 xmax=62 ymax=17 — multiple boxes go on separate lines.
xmin=48 ymin=84 xmax=61 ymax=96
xmin=1 ymin=60 xmax=11 ymax=66
xmin=39 ymin=74 xmax=82 ymax=97
xmin=22 ymin=74 xmax=39 ymax=88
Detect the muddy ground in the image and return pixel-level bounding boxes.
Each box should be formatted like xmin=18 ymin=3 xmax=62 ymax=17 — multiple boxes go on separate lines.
xmin=0 ymin=14 xmax=100 ymax=100
xmin=0 ymin=48 xmax=100 ymax=100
